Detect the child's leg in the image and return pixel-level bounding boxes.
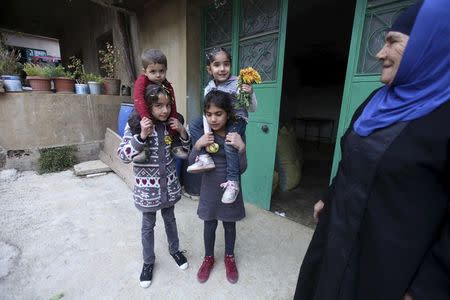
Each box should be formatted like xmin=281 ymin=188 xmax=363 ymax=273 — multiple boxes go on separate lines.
xmin=142 ymin=212 xmax=157 ymax=264
xmin=187 ymin=116 xmax=215 ymax=173
xmin=223 ymin=221 xmax=238 ymax=283
xmin=197 ymin=219 xmax=217 ymax=283
xmin=171 ymin=113 xmax=188 ymax=159
xmin=224 ymin=118 xmax=247 ymax=182
xmin=188 ymin=115 xmax=205 ymax=150
xmin=221 ymin=118 xmax=247 ymax=203
xmin=204 ymin=219 xmax=218 ymax=256
xmin=222 ymin=221 xmax=236 ymax=256
xmin=161 ymin=205 xmax=188 ymax=269
xmin=160 ymin=206 xmax=180 ymax=255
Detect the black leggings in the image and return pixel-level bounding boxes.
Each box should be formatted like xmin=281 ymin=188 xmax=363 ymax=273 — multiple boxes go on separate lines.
xmin=203 ymin=220 xmax=236 ymax=256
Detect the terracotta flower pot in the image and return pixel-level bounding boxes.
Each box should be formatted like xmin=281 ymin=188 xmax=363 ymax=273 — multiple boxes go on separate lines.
xmin=102 ymin=78 xmax=121 ymax=95
xmin=53 ymin=77 xmax=75 ymax=94
xmin=26 ymin=76 xmax=51 ymax=93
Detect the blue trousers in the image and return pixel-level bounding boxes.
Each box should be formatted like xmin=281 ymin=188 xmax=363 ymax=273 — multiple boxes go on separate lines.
xmin=189 ymin=116 xmax=246 ymax=182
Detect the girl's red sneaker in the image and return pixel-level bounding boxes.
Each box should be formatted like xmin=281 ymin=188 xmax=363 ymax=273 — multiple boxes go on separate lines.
xmin=224 ymin=255 xmax=238 ymax=283
xmin=197 ymin=255 xmax=214 ymax=283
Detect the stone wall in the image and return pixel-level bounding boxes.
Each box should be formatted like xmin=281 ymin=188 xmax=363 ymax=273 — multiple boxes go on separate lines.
xmin=0 ymin=93 xmax=130 ymax=170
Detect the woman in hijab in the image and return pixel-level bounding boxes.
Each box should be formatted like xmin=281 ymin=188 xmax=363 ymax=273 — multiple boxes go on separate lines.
xmin=294 ymin=0 xmax=450 ymax=299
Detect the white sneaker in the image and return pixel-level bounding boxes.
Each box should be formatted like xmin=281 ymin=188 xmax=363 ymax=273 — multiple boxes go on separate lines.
xmin=187 ymin=154 xmax=215 ymax=173
xmin=220 ymin=181 xmax=239 ymax=204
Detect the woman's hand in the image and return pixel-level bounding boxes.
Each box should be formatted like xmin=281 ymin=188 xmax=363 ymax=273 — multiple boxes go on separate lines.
xmin=140 ymin=117 xmax=154 ymax=140
xmin=313 ymin=200 xmax=325 ymax=222
xmin=225 ymin=132 xmax=245 ymax=152
xmin=241 ymin=83 xmax=253 ymax=94
xmin=195 ymin=132 xmax=214 ymax=150
xmin=169 ymin=117 xmax=187 ymax=139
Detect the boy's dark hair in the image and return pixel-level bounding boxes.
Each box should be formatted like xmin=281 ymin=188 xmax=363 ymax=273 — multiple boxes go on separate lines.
xmin=204 ymin=90 xmax=234 ymax=119
xmin=128 ymin=84 xmax=171 ymax=135
xmin=205 ymin=47 xmax=232 ymax=65
xmin=141 ymin=49 xmax=167 ymax=69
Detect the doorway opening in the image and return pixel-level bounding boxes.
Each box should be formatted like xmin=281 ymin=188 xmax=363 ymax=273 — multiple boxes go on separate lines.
xmin=270 ymin=0 xmax=356 ymax=228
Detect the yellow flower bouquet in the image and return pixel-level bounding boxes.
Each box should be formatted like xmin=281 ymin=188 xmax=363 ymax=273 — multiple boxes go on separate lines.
xmin=237 ymin=67 xmax=262 ymax=109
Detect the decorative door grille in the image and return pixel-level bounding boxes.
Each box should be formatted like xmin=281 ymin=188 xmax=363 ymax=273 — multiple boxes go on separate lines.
xmin=357 ymin=1 xmax=413 ymax=74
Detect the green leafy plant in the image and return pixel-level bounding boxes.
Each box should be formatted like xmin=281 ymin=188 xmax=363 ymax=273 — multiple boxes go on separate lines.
xmin=84 ymin=73 xmax=103 ymax=83
xmin=38 ymin=145 xmax=78 ymax=174
xmin=67 ymin=56 xmax=86 ymax=83
xmin=98 ymin=42 xmax=119 ymax=78
xmin=49 ymin=65 xmax=72 ymax=78
xmin=0 ymin=34 xmax=21 ymax=75
xmin=23 ymin=63 xmax=52 ymax=77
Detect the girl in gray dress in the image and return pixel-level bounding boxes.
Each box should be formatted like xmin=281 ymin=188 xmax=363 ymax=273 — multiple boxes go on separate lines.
xmin=188 ymin=90 xmax=247 ymax=284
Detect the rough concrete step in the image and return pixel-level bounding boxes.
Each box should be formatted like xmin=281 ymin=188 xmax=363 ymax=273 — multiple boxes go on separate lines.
xmin=73 ymin=159 xmax=112 ymax=176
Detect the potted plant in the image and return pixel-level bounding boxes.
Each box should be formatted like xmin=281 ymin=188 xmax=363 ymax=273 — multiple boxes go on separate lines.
xmin=49 ymin=65 xmax=75 ymax=94
xmin=23 ymin=63 xmax=52 ymax=92
xmin=68 ymin=56 xmax=89 ymax=94
xmin=85 ymin=73 xmax=103 ymax=95
xmin=0 ymin=34 xmax=23 ymax=92
xmin=98 ymin=42 xmax=121 ymax=95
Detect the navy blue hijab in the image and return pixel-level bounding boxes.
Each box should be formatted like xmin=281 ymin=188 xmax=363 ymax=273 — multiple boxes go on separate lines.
xmin=354 ymin=0 xmax=450 ymax=136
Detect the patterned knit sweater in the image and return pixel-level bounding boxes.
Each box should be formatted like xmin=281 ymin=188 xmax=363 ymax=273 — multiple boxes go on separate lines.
xmin=117 ymin=122 xmax=190 ymax=212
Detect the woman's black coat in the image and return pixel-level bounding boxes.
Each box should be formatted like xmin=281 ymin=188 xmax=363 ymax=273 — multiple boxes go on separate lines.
xmin=294 ymin=90 xmax=450 ymax=300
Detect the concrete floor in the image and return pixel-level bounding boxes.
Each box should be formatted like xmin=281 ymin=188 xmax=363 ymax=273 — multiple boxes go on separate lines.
xmin=0 ymin=169 xmax=313 ymax=300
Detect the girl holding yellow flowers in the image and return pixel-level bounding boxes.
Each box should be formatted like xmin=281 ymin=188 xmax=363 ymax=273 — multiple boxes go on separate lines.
xmin=187 ymin=47 xmax=260 ymax=204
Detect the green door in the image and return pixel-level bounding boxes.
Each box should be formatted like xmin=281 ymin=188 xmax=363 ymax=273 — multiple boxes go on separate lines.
xmin=202 ymin=0 xmax=289 ymax=210
xmin=331 ymin=0 xmax=414 ymax=177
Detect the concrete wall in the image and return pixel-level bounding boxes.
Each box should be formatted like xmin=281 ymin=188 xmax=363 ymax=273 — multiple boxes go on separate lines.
xmin=137 ymin=0 xmax=188 ymax=118
xmin=0 ymin=93 xmax=129 ymax=170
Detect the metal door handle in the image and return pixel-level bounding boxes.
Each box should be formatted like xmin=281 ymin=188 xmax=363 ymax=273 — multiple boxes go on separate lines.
xmin=261 ymin=125 xmax=269 ymax=133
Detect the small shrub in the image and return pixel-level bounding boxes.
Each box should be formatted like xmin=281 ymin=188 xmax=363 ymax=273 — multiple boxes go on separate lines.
xmin=98 ymin=42 xmax=119 ymax=79
xmin=67 ymin=56 xmax=86 ymax=83
xmin=38 ymin=145 xmax=78 ymax=174
xmin=23 ymin=63 xmax=52 ymax=77
xmin=84 ymin=73 xmax=103 ymax=83
xmin=49 ymin=65 xmax=71 ymax=78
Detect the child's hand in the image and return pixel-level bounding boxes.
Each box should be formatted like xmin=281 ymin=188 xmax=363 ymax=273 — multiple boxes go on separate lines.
xmin=225 ymin=132 xmax=245 ymax=152
xmin=241 ymin=83 xmax=253 ymax=94
xmin=169 ymin=117 xmax=187 ymax=138
xmin=195 ymin=132 xmax=214 ymax=150
xmin=140 ymin=117 xmax=154 ymax=140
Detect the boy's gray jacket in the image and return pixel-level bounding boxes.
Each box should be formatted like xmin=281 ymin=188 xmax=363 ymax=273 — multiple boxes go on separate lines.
xmin=117 ymin=122 xmax=190 ymax=212
xmin=204 ymin=75 xmax=257 ymax=122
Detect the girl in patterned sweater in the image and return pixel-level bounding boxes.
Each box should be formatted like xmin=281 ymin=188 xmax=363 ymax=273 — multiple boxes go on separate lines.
xmin=117 ymin=83 xmax=190 ymax=288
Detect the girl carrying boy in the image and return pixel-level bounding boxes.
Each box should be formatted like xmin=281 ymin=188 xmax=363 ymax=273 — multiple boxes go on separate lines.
xmin=187 ymin=47 xmax=257 ymax=204
xmin=117 ymin=84 xmax=190 ymax=288
xmin=189 ymin=90 xmax=248 ymax=284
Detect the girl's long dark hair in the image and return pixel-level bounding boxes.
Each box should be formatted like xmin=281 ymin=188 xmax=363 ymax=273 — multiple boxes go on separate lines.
xmin=128 ymin=84 xmax=171 ymax=135
xmin=204 ymin=90 xmax=234 ymax=119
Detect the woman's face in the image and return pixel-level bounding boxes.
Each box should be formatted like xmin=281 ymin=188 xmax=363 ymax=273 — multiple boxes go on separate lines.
xmin=205 ymin=103 xmax=228 ymax=134
xmin=151 ymin=93 xmax=171 ymax=122
xmin=206 ymin=51 xmax=231 ymax=84
xmin=376 ymin=31 xmax=409 ymax=85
